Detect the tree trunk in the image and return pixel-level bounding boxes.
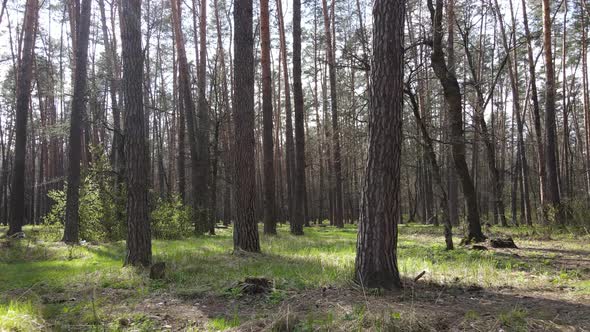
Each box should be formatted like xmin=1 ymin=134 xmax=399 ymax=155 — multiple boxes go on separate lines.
xmin=196 ymin=0 xmax=211 ymax=231
xmin=63 ymin=0 xmax=92 ymax=243
xmin=542 ymin=0 xmax=563 ymax=224
xmin=276 ymin=0 xmax=295 ymax=226
xmin=427 ymin=0 xmax=485 ymax=243
xmin=260 ymin=0 xmax=276 ymax=234
xmin=233 ymin=0 xmax=260 ymax=252
xmin=446 ymin=0 xmax=459 ymax=227
xmin=7 ymin=0 xmax=38 ymax=236
xmin=581 ymin=0 xmax=590 ymax=198
xmin=292 ymin=0 xmax=305 ymax=235
xmin=522 ymin=0 xmax=547 ymax=207
xmin=406 ymin=86 xmax=453 ymax=250
xmin=99 ymin=0 xmax=124 ymax=213
xmin=321 ymin=0 xmax=344 ymax=228
xmin=121 ymin=0 xmax=151 ymax=266
xmin=355 ymin=0 xmax=405 ymax=289
xmin=170 ymin=0 xmax=203 ymax=233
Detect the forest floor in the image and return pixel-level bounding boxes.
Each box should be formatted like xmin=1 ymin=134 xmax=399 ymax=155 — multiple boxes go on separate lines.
xmin=0 ymin=224 xmax=589 ymax=331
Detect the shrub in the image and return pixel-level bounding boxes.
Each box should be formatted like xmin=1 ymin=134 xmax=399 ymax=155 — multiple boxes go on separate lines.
xmin=151 ymin=196 xmax=192 ymax=239
xmin=43 ymin=147 xmax=125 ymax=242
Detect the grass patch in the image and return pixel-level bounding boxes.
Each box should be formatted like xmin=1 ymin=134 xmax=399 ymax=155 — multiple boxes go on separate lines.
xmin=0 ymin=300 xmax=45 ymax=331
xmin=0 ymin=223 xmax=588 ymax=330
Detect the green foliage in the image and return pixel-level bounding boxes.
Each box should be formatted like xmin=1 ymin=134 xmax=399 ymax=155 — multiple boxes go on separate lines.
xmin=151 ymin=195 xmax=192 ymax=239
xmin=209 ymin=313 xmax=240 ymax=331
xmin=0 ymin=300 xmax=45 ymax=331
xmin=561 ymin=198 xmax=590 ymax=229
xmin=499 ymin=308 xmax=528 ymax=331
xmin=42 ymin=147 xmax=125 ymax=242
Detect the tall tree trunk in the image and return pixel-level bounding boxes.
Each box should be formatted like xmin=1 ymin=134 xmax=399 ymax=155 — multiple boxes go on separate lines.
xmin=196 ymin=0 xmax=210 ymax=232
xmin=121 ymin=0 xmax=151 ymax=266
xmin=522 ymin=0 xmax=546 ymax=207
xmin=406 ymin=86 xmax=453 ymax=249
xmin=582 ymin=0 xmax=590 ymax=198
xmin=506 ymin=0 xmax=532 ymax=225
xmin=446 ymin=0 xmax=459 ymax=227
xmin=355 ymin=0 xmax=405 ymax=289
xmin=260 ymin=0 xmax=276 ymax=234
xmin=99 ymin=0 xmax=124 ymax=201
xmin=427 ymin=0 xmax=485 ymax=242
xmin=7 ymin=0 xmax=38 ymax=236
xmin=276 ymin=0 xmax=296 ymax=225
xmin=233 ymin=0 xmax=261 ymax=252
xmin=63 ymin=0 xmax=92 ymax=243
xmin=542 ymin=0 xmax=563 ymax=224
xmin=561 ymin=0 xmax=570 ymax=198
xmin=170 ymin=0 xmax=203 ymax=233
xmin=292 ymin=0 xmax=305 ymax=234
xmin=321 ymin=0 xmax=344 ymax=228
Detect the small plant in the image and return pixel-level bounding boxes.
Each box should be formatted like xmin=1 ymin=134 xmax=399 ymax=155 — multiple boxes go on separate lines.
xmin=43 ymin=148 xmax=126 ymax=242
xmin=151 ymin=195 xmax=192 ymax=239
xmin=499 ymin=307 xmax=528 ymax=331
xmin=0 ymin=300 xmax=45 ymax=331
xmin=209 ymin=313 xmax=240 ymax=331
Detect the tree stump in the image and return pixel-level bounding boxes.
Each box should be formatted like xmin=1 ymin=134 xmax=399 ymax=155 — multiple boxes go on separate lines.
xmin=150 ymin=262 xmax=166 ymax=280
xmin=490 ymin=237 xmax=518 ymax=248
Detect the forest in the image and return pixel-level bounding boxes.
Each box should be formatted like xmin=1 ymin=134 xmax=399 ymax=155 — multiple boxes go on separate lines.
xmin=0 ymin=0 xmax=589 ymax=330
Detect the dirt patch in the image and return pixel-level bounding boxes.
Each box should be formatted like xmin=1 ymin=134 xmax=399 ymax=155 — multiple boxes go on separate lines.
xmin=114 ymin=281 xmax=589 ymax=331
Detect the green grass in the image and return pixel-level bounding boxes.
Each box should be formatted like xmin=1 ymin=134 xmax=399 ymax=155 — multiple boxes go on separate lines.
xmin=0 ymin=223 xmax=588 ymax=330
xmin=0 ymin=300 xmax=45 ymax=331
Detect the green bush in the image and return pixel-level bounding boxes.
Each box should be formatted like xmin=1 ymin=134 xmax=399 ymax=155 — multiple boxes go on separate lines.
xmin=151 ymin=196 xmax=192 ymax=239
xmin=43 ymin=148 xmax=125 ymax=242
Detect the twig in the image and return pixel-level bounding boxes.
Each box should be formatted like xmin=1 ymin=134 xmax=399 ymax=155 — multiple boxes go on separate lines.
xmin=413 ymin=270 xmax=426 ymax=282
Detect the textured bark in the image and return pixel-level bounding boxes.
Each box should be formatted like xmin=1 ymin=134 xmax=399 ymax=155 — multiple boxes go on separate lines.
xmin=276 ymin=0 xmax=295 ymax=225
xmin=292 ymin=0 xmax=305 ymax=235
xmin=7 ymin=0 xmax=38 ymax=236
xmin=461 ymin=20 xmax=508 ymax=228
xmin=406 ymin=87 xmax=453 ymax=250
xmin=233 ymin=0 xmax=261 ymax=252
xmin=313 ymin=9 xmax=325 ymax=223
xmin=121 ymin=0 xmax=151 ymax=266
xmin=542 ymin=0 xmax=563 ymax=224
xmin=355 ymin=0 xmax=405 ymax=289
xmin=63 ymin=0 xmax=92 ymax=244
xmin=446 ymin=0 xmax=459 ymax=227
xmin=583 ymin=0 xmax=590 ymax=197
xmin=521 ymin=0 xmax=546 ymax=206
xmin=321 ymin=0 xmax=344 ymax=228
xmin=196 ymin=0 xmax=211 ymax=232
xmin=427 ymin=0 xmax=485 ymax=242
xmin=562 ymin=0 xmax=570 ymax=197
xmin=503 ymin=0 xmax=532 ymax=225
xmin=170 ymin=0 xmax=202 ymax=232
xmin=99 ymin=0 xmax=124 ymax=199
xmin=260 ymin=0 xmax=276 ymax=234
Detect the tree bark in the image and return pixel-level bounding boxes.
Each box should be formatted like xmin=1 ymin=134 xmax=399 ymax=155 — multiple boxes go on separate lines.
xmin=233 ymin=0 xmax=261 ymax=252
xmin=542 ymin=0 xmax=563 ymax=224
xmin=276 ymin=0 xmax=296 ymax=226
xmin=355 ymin=0 xmax=405 ymax=289
xmin=7 ymin=0 xmax=38 ymax=236
xmin=196 ymin=0 xmax=211 ymax=232
xmin=427 ymin=0 xmax=485 ymax=242
xmin=121 ymin=0 xmax=151 ymax=266
xmin=292 ymin=0 xmax=305 ymax=235
xmin=321 ymin=0 xmax=344 ymax=228
xmin=63 ymin=0 xmax=92 ymax=243
xmin=522 ymin=0 xmax=547 ymax=207
xmin=260 ymin=0 xmax=276 ymax=234
xmin=170 ymin=0 xmax=203 ymax=233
